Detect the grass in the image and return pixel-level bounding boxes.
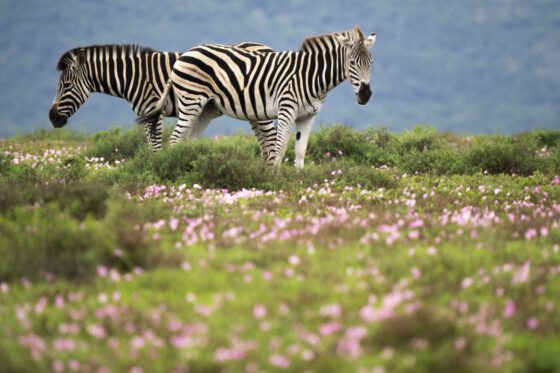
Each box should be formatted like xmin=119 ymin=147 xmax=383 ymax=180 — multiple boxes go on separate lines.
xmin=0 ymin=125 xmax=559 ymax=372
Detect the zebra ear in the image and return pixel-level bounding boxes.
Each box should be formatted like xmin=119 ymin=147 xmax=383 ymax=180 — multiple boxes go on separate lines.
xmin=334 ymin=33 xmax=353 ymax=48
xmin=74 ymin=48 xmax=86 ymax=67
xmin=364 ymin=33 xmax=376 ymax=49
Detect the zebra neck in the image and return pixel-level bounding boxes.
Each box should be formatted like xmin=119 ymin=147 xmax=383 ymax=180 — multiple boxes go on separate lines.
xmin=302 ymin=45 xmax=347 ymax=98
xmin=84 ymin=46 xmax=171 ymax=103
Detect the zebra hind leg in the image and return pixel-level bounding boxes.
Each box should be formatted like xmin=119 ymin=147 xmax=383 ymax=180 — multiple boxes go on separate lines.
xmin=250 ymin=120 xmax=276 ymax=162
xmin=170 ymin=96 xmax=208 ymax=145
xmin=271 ymin=107 xmax=296 ymax=169
xmin=148 ymin=113 xmax=164 ymax=151
xmin=190 ymin=103 xmax=222 ymax=138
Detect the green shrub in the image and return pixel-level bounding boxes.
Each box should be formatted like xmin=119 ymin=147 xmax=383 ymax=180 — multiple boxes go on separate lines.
xmin=17 ymin=128 xmax=87 ymax=142
xmin=519 ymin=129 xmax=560 ymax=148
xmin=459 ymin=136 xmax=540 ymax=175
xmin=85 ymin=126 xmax=147 ymax=162
xmin=335 ymin=165 xmax=398 ymax=189
xmin=399 ymin=125 xmax=442 ymax=152
xmin=306 ymin=125 xmax=374 ymax=164
xmin=362 ymin=126 xmax=402 ymax=166
xmin=0 ymin=196 xmax=176 ymax=282
xmin=0 ymin=180 xmax=109 ymax=219
xmin=118 ymin=135 xmax=262 ymax=185
xmin=400 ymin=147 xmax=458 ymax=175
xmin=192 ymin=148 xmax=272 ymax=190
xmin=0 ymin=204 xmax=108 ymax=281
xmin=285 ymin=125 xmax=400 ymax=168
xmin=307 ymin=125 xmax=369 ymax=163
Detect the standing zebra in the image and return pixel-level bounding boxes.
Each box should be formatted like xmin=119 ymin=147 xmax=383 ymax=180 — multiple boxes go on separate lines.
xmin=49 ymin=43 xmax=276 ymax=153
xmin=139 ymin=26 xmax=375 ymax=168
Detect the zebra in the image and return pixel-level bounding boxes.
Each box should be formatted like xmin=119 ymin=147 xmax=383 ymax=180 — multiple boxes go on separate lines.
xmin=49 ymin=43 xmax=276 ymax=154
xmin=139 ymin=26 xmax=375 ymax=168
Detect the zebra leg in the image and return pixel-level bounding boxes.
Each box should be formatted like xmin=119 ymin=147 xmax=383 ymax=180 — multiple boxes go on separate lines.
xmin=294 ymin=115 xmax=316 ymax=169
xmin=190 ymin=103 xmax=222 ymax=138
xmin=150 ymin=113 xmax=164 ymax=151
xmin=271 ymin=107 xmax=296 ymax=168
xmin=143 ymin=123 xmax=154 ymax=149
xmin=251 ymin=120 xmax=276 ymax=161
xmin=170 ymin=96 xmax=207 ymax=145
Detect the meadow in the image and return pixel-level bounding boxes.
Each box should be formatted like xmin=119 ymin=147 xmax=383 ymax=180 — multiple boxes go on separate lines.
xmin=1 ymin=125 xmax=559 ymax=372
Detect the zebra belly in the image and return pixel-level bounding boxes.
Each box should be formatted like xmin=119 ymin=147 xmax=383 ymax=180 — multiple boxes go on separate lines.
xmin=211 ymin=96 xmax=278 ymax=122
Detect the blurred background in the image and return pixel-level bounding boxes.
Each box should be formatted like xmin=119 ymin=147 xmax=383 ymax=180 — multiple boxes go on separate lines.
xmin=0 ymin=0 xmax=559 ymax=137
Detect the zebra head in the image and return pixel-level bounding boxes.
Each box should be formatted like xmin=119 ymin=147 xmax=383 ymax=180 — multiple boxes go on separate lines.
xmin=50 ymin=48 xmax=91 ymax=128
xmin=335 ymin=28 xmax=376 ymax=105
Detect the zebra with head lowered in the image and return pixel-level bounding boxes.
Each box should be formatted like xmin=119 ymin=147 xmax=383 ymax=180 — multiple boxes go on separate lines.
xmin=49 ymin=43 xmax=276 ymax=154
xmin=139 ymin=26 xmax=375 ymax=168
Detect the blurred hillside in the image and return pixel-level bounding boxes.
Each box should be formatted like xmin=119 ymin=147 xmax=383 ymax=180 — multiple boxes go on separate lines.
xmin=0 ymin=0 xmax=559 ymax=136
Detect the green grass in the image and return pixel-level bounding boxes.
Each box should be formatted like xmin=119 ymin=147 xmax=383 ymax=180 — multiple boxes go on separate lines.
xmin=0 ymin=125 xmax=559 ymax=372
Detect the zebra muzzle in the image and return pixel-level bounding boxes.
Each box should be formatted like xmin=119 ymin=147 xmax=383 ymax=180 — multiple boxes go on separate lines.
xmin=357 ymin=83 xmax=372 ymax=105
xmin=49 ymin=106 xmax=68 ymax=128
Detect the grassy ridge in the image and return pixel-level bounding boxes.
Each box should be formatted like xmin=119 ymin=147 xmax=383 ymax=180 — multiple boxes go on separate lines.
xmin=1 ymin=125 xmax=559 ymax=372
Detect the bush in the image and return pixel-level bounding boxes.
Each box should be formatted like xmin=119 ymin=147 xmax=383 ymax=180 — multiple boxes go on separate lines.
xmin=17 ymin=128 xmax=87 ymax=142
xmin=399 ymin=125 xmax=442 ymax=152
xmin=362 ymin=126 xmax=401 ymax=166
xmin=400 ymin=147 xmax=458 ymax=175
xmin=0 ymin=196 xmax=176 ymax=282
xmin=0 ymin=204 xmax=108 ymax=281
xmin=116 ymin=135 xmax=263 ymax=185
xmin=305 ymin=125 xmax=375 ymax=164
xmin=520 ymin=129 xmax=560 ymax=148
xmin=85 ymin=126 xmax=147 ymax=163
xmin=0 ymin=180 xmax=109 ymax=219
xmin=192 ymin=148 xmax=273 ymax=190
xmin=459 ymin=136 xmax=540 ymax=175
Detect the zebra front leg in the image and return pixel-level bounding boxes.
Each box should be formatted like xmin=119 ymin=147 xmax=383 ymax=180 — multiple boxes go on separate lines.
xmin=250 ymin=120 xmax=276 ymax=161
xmin=294 ymin=115 xmax=316 ymax=169
xmin=170 ymin=96 xmax=207 ymax=145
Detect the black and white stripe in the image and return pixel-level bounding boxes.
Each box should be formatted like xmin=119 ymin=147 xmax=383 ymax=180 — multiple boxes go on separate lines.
xmin=142 ymin=27 xmax=375 ymax=167
xmin=50 ymin=44 xmax=276 ymax=152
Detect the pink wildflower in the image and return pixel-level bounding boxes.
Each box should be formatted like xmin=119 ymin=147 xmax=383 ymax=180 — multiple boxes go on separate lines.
xmin=527 ymin=317 xmax=539 ymax=330
xmin=169 ymin=218 xmax=180 ymax=231
xmin=525 ymin=228 xmax=537 ymax=240
xmin=55 ymin=295 xmax=65 ymax=308
xmin=319 ymin=322 xmax=341 ymax=336
xmin=319 ymin=303 xmax=342 ymax=318
xmin=97 ymin=266 xmax=108 ymax=277
xmin=87 ymin=324 xmax=107 ymax=339
xmin=214 ymin=347 xmax=245 ymax=362
xmin=461 ymin=277 xmax=474 ymax=289
xmin=253 ymin=304 xmax=267 ymax=319
xmin=512 ymin=261 xmax=531 ymax=285
xmin=454 ymin=337 xmax=466 ymax=350
xmin=503 ymin=300 xmax=516 ymax=318
xmin=288 ymin=255 xmax=300 ymax=265
xmin=269 ymin=354 xmax=291 ymax=369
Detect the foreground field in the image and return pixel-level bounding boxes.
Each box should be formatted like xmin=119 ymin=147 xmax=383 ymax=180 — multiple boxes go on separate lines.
xmin=1 ymin=126 xmax=559 ymax=372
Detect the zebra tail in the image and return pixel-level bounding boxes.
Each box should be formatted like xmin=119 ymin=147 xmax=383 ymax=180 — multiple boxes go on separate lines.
xmin=136 ymin=79 xmax=172 ymax=125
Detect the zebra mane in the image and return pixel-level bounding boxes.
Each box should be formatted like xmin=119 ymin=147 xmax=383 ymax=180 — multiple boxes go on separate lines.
xmin=56 ymin=44 xmax=157 ymax=71
xmin=299 ymin=26 xmax=364 ymax=52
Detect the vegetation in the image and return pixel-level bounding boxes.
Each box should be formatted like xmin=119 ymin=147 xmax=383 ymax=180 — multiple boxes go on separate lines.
xmin=1 ymin=125 xmax=559 ymax=372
